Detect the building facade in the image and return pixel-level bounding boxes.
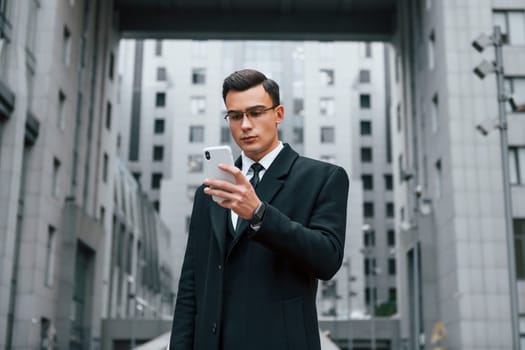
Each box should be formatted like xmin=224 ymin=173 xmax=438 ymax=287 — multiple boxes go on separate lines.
xmin=0 ymin=1 xmax=174 ymax=349
xmin=392 ymin=0 xmax=525 ymax=348
xmin=118 ymin=39 xmax=401 ymax=336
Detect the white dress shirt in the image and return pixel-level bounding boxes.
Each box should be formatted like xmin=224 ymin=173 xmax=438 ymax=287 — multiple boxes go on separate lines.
xmin=231 ymin=141 xmax=284 ymax=228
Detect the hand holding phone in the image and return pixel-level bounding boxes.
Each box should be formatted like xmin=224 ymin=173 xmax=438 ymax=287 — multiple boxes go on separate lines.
xmin=203 ymin=145 xmax=235 ymax=202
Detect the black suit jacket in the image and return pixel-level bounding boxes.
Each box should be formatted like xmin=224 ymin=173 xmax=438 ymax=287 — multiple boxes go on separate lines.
xmin=170 ymin=144 xmax=349 ymax=350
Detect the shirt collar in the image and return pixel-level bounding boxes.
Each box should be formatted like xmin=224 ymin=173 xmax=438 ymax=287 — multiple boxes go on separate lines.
xmin=241 ymin=141 xmax=284 ymax=176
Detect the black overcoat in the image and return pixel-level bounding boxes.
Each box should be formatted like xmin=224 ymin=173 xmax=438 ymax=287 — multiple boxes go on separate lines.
xmin=170 ymin=144 xmax=349 ymax=350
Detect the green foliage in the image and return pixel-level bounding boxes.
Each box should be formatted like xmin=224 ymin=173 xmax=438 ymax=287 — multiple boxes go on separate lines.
xmin=375 ymin=300 xmax=397 ymax=317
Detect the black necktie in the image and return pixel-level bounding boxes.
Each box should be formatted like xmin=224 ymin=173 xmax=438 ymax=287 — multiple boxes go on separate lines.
xmin=233 ymin=163 xmax=264 ymax=235
xmin=250 ymin=163 xmax=264 ymax=189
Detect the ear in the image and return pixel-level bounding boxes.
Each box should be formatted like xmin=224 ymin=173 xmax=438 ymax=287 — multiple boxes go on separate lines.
xmin=274 ymin=104 xmax=284 ymax=124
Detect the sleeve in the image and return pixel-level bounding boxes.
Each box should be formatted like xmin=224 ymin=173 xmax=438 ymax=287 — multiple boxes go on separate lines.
xmin=169 ymin=189 xmax=205 ymax=349
xmin=169 ymin=231 xmax=196 ymax=350
xmin=249 ymin=166 xmax=349 ymax=281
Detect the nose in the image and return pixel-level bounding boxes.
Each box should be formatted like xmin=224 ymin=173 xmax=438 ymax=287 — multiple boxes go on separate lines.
xmin=240 ymin=114 xmax=253 ymax=129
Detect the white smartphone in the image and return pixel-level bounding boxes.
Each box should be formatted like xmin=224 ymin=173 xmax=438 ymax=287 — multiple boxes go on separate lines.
xmin=203 ymin=145 xmax=235 ymax=202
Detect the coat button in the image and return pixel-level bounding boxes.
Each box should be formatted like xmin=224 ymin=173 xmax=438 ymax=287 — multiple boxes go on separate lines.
xmin=212 ymin=322 xmax=217 ymax=333
xmin=218 ymin=264 xmax=222 ymax=270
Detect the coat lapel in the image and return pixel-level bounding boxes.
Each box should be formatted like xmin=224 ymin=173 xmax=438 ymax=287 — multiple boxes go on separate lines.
xmin=228 ymin=144 xmax=299 ymax=254
xmin=210 ymin=198 xmax=228 ymax=257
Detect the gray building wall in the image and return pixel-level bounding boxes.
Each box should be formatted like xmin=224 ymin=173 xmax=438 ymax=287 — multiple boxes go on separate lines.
xmin=0 ymin=1 xmax=175 ymax=349
xmin=118 ymin=39 xmax=392 ymax=323
xmin=392 ymin=0 xmax=525 ymax=348
xmin=0 ymin=0 xmax=121 ymax=347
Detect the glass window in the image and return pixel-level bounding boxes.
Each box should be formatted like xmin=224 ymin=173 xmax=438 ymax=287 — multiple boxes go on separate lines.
xmin=386 ymin=202 xmax=395 ymax=218
xmin=320 ymin=127 xmax=335 ymax=143
xmin=428 ymin=30 xmax=435 ymax=70
xmin=192 ymin=68 xmax=206 ymax=84
xmin=126 ymin=234 xmax=133 ymax=274
xmin=102 ymin=153 xmax=108 ymax=183
xmin=153 ymin=145 xmax=164 ymax=161
xmin=435 ymin=159 xmax=442 ymax=199
xmin=361 ymin=147 xmax=373 ymax=162
xmin=188 ymin=154 xmax=203 ymax=173
xmin=44 ymin=226 xmax=56 ymax=287
xmin=151 ymin=173 xmax=163 ymax=189
xmin=364 ymin=230 xmax=375 ymax=247
xmin=513 ymin=219 xmax=525 ymax=279
xmin=108 ymin=52 xmax=114 ymax=80
xmin=106 ymin=101 xmax=112 ymax=130
xmin=362 ymin=174 xmax=373 ymax=190
xmin=63 ymin=26 xmax=71 ymax=65
xmin=25 ymin=0 xmax=38 ymax=55
xmin=365 ymin=287 xmax=377 ymax=306
xmin=364 ymin=202 xmax=374 ymax=218
xmin=320 ymin=97 xmax=335 ymax=116
xmin=364 ymin=43 xmax=372 ymax=58
xmin=52 ymin=158 xmax=60 ymax=197
xmin=360 ymin=94 xmax=371 ymax=109
xmin=190 ymin=96 xmax=206 ymax=114
xmin=57 ymin=90 xmax=66 ymax=129
xmin=154 ymin=119 xmax=165 ymax=134
xmin=293 ymin=98 xmax=304 ymax=115
xmin=319 ymin=97 xmax=335 ymax=115
xmin=504 ymin=77 xmax=525 ymax=113
xmin=384 ymin=174 xmax=393 ymax=190
xmin=387 ymin=229 xmax=396 ymax=246
xmin=360 ymin=120 xmax=372 ymax=135
xmin=189 ymin=125 xmax=204 ymax=143
xmin=157 ymin=67 xmax=167 ymax=81
xmin=100 ymin=206 xmax=105 ymax=225
xmin=155 ymin=40 xmax=162 ymax=56
xmin=220 ymin=126 xmax=231 ymax=143
xmin=396 ymin=103 xmax=402 ymax=132
xmin=319 ymin=69 xmax=334 ymax=86
xmin=493 ymin=10 xmax=525 ymax=45
xmin=388 ymin=258 xmax=396 ymax=275
xmin=431 ymin=94 xmax=439 ymax=132
xmin=132 ymin=172 xmax=141 ymax=184
xmin=359 ymin=69 xmax=371 ymax=83
xmin=155 ymin=92 xmax=166 ymax=107
xmin=389 ymin=288 xmax=397 ymax=302
xmin=40 ymin=318 xmax=51 ymax=348
xmin=293 ymin=127 xmax=303 ymax=144
xmin=509 ymin=147 xmax=525 ymax=185
xmin=364 ymin=258 xmax=376 ymax=275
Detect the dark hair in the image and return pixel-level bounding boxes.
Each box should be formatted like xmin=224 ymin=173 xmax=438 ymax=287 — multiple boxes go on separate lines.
xmin=222 ymin=69 xmax=280 ymax=106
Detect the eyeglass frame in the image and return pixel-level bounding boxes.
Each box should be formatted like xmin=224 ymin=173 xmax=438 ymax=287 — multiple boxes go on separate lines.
xmin=223 ymin=104 xmax=279 ymax=123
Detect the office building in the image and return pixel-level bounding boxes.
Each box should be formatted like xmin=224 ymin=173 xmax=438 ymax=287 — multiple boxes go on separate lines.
xmin=0 ymin=1 xmax=175 ymax=349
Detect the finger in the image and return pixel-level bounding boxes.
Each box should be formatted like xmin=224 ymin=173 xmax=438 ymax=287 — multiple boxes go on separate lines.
xmin=203 ymin=179 xmax=240 ymax=193
xmin=203 ymin=186 xmax=238 ymax=202
xmin=218 ymin=163 xmax=249 ymax=184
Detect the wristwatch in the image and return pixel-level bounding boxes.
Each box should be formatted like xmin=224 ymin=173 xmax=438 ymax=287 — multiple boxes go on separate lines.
xmin=250 ymin=201 xmax=266 ymax=227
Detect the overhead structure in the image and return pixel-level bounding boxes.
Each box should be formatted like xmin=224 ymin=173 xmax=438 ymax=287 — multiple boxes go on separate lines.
xmin=114 ymin=0 xmax=396 ymax=41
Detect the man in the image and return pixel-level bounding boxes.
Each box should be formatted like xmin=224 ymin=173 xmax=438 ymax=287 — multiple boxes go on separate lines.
xmin=170 ymin=69 xmax=349 ymax=350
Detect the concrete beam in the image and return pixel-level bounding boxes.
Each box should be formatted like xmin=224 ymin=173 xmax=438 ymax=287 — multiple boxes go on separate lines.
xmin=117 ymin=9 xmax=395 ymax=41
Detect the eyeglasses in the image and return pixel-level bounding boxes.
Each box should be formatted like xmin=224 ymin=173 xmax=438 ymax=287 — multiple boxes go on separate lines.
xmin=224 ymin=105 xmax=278 ymax=123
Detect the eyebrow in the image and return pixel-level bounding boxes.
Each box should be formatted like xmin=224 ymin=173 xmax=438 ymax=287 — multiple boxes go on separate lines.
xmin=227 ymin=104 xmax=267 ymax=113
